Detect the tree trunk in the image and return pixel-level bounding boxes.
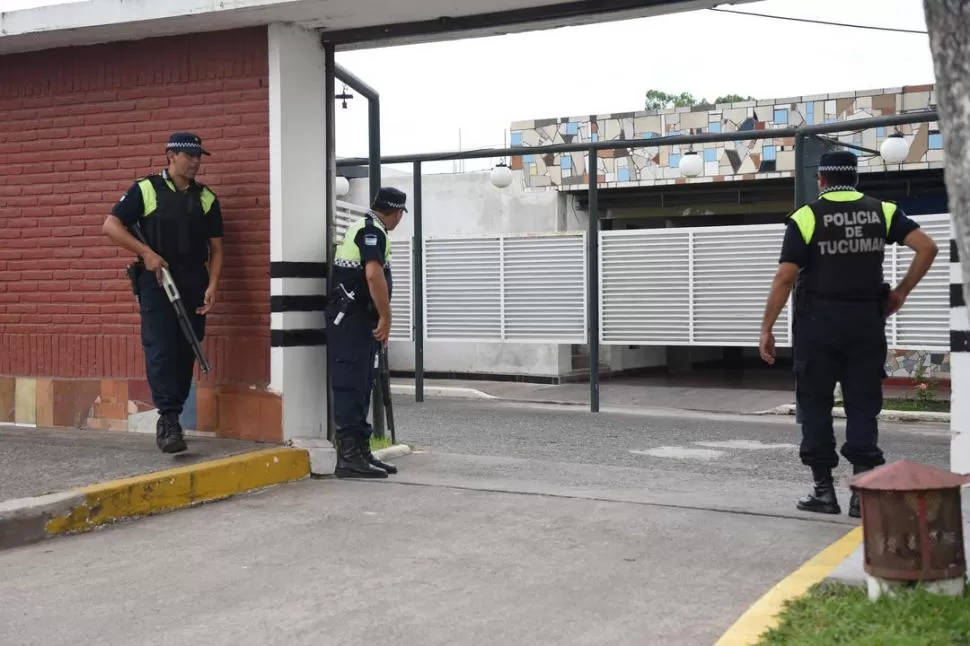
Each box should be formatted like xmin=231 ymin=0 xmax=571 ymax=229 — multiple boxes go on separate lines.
xmin=923 ymin=0 xmax=970 ymax=316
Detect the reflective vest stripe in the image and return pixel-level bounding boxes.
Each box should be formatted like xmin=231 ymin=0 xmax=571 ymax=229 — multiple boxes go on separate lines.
xmin=881 ymin=200 xmax=897 ymax=233
xmin=137 ymin=179 xmax=157 ymax=217
xmin=334 ymin=216 xmax=392 ymax=264
xmin=790 ymin=205 xmax=815 ymax=244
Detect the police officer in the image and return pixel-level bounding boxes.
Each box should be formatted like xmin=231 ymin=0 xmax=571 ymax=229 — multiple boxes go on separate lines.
xmin=102 ymin=133 xmax=224 ymax=454
xmin=759 ymin=150 xmax=938 ymax=518
xmin=327 ymin=187 xmax=406 ymax=478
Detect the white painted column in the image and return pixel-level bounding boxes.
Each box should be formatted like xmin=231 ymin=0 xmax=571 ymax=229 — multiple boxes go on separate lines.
xmin=268 ymin=23 xmax=328 ymax=442
xmin=950 ymin=221 xmax=970 ymax=474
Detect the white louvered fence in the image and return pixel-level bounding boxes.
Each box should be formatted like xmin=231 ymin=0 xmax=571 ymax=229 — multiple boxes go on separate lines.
xmin=597 ymin=214 xmax=951 ymax=351
xmin=423 ymin=232 xmax=587 ymax=342
xmin=334 ymin=201 xmax=951 ymax=352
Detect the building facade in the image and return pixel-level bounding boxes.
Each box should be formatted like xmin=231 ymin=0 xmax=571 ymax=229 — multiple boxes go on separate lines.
xmin=509 ymin=85 xmax=941 ymax=189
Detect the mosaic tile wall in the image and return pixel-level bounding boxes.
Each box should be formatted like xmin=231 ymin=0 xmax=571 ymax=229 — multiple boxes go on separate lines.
xmin=509 ymin=85 xmax=940 ymax=190
xmin=886 ymin=350 xmax=950 ymax=380
xmin=0 ymin=376 xmax=283 ymax=442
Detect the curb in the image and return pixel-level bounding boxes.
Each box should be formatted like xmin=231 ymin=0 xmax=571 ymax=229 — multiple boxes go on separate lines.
xmin=374 ymin=444 xmax=413 ymax=460
xmin=756 ymin=404 xmax=950 ymax=423
xmin=0 ymin=447 xmax=310 ymax=551
xmin=390 ymin=384 xmax=496 ymax=400
xmin=713 ymin=526 xmax=863 ymax=645
xmin=288 ymin=438 xmax=413 ymax=476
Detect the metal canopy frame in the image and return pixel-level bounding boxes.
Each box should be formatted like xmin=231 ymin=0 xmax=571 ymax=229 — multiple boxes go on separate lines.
xmin=335 ymin=108 xmax=939 ymax=412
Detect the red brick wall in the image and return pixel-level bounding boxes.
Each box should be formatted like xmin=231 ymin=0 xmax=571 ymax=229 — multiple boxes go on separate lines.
xmin=0 ymin=27 xmax=271 ymax=386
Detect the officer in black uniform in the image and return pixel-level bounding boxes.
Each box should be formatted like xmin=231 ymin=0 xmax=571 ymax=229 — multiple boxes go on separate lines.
xmin=327 ymin=187 xmax=406 ymax=479
xmin=102 ymin=132 xmax=225 ymax=454
xmin=759 ymin=150 xmax=938 ymax=518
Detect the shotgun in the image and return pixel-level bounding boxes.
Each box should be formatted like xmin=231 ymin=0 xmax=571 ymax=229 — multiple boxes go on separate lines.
xmin=129 ymin=222 xmax=212 ymax=374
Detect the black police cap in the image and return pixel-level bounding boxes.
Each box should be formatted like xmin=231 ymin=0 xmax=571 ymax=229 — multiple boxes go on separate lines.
xmin=817 ymin=150 xmax=857 ymax=173
xmin=372 ymin=186 xmax=408 ymax=212
xmin=166 ymin=132 xmax=211 ymax=157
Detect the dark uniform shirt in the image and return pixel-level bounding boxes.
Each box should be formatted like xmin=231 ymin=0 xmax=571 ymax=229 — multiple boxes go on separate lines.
xmin=780 ymin=190 xmax=920 ymax=303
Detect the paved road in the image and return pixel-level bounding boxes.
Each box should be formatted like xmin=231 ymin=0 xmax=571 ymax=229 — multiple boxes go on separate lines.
xmin=0 ymin=399 xmax=949 ymax=646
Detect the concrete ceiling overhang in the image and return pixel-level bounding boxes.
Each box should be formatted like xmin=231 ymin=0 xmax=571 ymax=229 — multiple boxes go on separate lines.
xmin=0 ymin=0 xmax=758 ymax=55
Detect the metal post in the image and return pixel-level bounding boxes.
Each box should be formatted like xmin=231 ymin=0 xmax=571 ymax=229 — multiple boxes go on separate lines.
xmin=332 ymin=61 xmax=386 ymax=436
xmin=413 ymin=161 xmax=425 ymax=402
xmin=323 ymin=41 xmax=337 ymax=443
xmin=587 ymin=149 xmax=600 ymax=413
xmin=796 ymin=134 xmax=829 ymax=207
xmin=369 ymin=97 xmax=381 ymax=200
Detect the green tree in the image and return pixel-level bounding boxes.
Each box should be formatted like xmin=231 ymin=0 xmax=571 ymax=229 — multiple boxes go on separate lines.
xmin=644 ymin=89 xmax=756 ymax=111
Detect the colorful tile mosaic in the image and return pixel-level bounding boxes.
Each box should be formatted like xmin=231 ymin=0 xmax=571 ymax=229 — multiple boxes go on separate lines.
xmin=510 ymin=85 xmax=938 ymax=190
xmin=885 ymin=349 xmax=950 ymax=380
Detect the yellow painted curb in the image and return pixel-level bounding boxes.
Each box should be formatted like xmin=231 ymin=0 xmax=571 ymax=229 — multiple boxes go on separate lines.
xmin=44 ymin=447 xmax=310 ymax=537
xmin=714 ymin=526 xmax=863 ymax=646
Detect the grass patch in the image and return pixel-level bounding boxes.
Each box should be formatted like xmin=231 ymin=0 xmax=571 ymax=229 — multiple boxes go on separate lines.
xmin=882 ymin=397 xmax=949 ymax=413
xmin=757 ymin=582 xmax=970 ymax=646
xmin=369 ymin=434 xmax=396 ymax=451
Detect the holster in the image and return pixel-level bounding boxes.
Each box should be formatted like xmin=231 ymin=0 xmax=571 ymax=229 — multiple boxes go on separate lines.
xmin=126 ymin=260 xmax=144 ymax=301
xmin=880 ymin=282 xmax=891 ymax=318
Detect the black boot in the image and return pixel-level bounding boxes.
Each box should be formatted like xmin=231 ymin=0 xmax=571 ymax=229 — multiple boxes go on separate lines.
xmin=156 ymin=412 xmax=187 ymax=454
xmin=360 ymin=435 xmax=398 ymax=475
xmin=797 ymin=468 xmax=841 ymax=515
xmin=335 ymin=434 xmax=388 ymax=479
xmin=848 ymin=465 xmax=872 ymax=519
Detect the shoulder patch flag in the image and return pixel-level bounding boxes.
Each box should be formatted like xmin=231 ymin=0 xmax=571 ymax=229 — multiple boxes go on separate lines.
xmin=363 ymin=234 xmax=378 ymax=247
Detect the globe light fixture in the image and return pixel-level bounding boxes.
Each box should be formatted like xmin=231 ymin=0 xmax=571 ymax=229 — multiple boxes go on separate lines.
xmin=679 ymin=150 xmax=704 ymax=178
xmin=879 ymin=132 xmax=910 ymax=165
xmin=335 ymin=175 xmax=350 ymax=197
xmin=490 ymin=162 xmax=513 ymax=189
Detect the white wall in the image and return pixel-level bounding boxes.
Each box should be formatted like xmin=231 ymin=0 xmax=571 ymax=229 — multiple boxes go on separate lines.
xmin=346 ymin=168 xmax=579 ymax=378
xmin=268 ymin=23 xmax=328 ymax=441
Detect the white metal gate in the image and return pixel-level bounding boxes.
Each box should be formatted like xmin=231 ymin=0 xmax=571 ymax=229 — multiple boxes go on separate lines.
xmin=598 ymin=213 xmax=951 ymax=351
xmin=423 ymin=232 xmax=587 ymax=342
xmin=335 ymin=202 xmax=951 ymax=352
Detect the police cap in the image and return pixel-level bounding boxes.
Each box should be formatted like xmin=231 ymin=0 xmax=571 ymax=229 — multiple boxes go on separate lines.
xmin=817 ymin=150 xmax=857 ymax=173
xmin=166 ymin=132 xmax=211 ymax=157
xmin=372 ymin=186 xmax=408 ymax=212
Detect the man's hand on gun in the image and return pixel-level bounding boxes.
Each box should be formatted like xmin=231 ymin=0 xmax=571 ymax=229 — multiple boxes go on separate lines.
xmin=141 ymin=249 xmax=168 ymax=283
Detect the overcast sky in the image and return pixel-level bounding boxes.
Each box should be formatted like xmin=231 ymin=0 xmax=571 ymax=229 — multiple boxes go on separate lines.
xmin=4 ymin=0 xmax=937 ymax=174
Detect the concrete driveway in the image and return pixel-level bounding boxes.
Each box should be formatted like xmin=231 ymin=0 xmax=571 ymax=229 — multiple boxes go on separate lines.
xmin=0 ymin=399 xmax=949 ymax=646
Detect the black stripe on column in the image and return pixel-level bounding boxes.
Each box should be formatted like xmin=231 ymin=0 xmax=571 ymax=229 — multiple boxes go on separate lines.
xmin=953 ymin=284 xmax=967 ymax=308
xmin=952 ymin=240 xmax=960 ymax=263
xmin=270 ymin=262 xmax=328 ymax=278
xmin=271 ymin=329 xmax=327 ymax=347
xmin=271 ymin=295 xmax=329 ymax=312
xmin=952 ymin=330 xmax=970 ymax=353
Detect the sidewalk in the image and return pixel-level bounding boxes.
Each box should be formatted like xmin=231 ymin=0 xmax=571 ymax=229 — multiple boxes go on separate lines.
xmin=0 ymin=425 xmax=310 ymax=551
xmin=0 ymin=425 xmax=262 ymax=501
xmin=390 ymin=373 xmax=950 ymax=418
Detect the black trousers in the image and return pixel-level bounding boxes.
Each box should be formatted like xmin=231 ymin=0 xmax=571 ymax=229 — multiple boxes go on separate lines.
xmin=793 ymin=300 xmax=887 ymax=471
xmin=138 ymin=271 xmax=206 ymax=417
xmin=327 ymin=311 xmax=377 ymax=442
